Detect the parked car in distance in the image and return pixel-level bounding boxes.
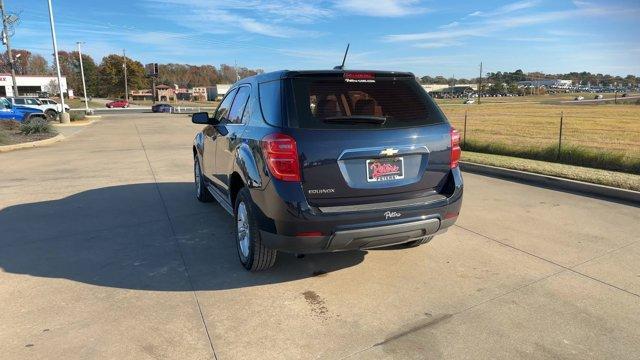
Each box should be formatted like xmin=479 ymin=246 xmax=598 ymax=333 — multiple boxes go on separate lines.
xmin=151 ymin=103 xmax=173 ymax=113
xmin=192 ymin=70 xmax=463 ymax=271
xmin=575 ymin=96 xmax=584 ymax=101
xmin=0 ymin=97 xmax=46 ymax=122
xmin=463 ymin=99 xmax=475 ymax=104
xmin=106 ymin=100 xmax=129 ymax=108
xmin=594 ymin=95 xmax=603 ymax=100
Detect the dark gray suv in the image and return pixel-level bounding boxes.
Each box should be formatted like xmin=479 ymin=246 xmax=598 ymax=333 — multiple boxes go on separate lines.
xmin=192 ymin=70 xmax=463 ymax=271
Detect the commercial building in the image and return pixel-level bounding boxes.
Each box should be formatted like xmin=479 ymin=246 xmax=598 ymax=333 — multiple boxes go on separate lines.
xmin=0 ymin=73 xmax=69 ymax=97
xmin=422 ymin=84 xmax=478 ymax=93
xmin=129 ymin=84 xmax=232 ymax=102
xmin=517 ymin=79 xmax=573 ymax=88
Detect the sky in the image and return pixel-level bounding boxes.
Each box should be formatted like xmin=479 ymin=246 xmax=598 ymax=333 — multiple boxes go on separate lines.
xmin=9 ymin=0 xmax=640 ymax=78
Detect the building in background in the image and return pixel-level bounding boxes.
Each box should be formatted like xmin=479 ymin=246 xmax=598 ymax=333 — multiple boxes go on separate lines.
xmin=130 ymin=89 xmax=153 ymax=101
xmin=0 ymin=73 xmax=69 ymax=97
xmin=191 ymin=87 xmax=207 ymax=101
xmin=517 ymin=79 xmax=573 ymax=89
xmin=128 ymin=83 xmax=233 ymax=102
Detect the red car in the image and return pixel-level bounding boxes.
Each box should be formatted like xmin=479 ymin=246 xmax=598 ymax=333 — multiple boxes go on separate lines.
xmin=106 ymin=100 xmax=129 ymax=108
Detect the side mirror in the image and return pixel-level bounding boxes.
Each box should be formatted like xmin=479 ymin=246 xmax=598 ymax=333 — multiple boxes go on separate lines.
xmin=192 ymin=112 xmax=215 ymax=124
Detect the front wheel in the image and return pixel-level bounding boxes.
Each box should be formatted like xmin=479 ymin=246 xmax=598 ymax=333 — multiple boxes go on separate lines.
xmin=235 ymin=188 xmax=277 ymax=271
xmin=45 ymin=109 xmax=58 ymax=121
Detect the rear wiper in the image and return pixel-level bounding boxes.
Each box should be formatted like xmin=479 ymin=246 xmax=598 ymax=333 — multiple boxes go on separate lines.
xmin=321 ymin=115 xmax=387 ymax=125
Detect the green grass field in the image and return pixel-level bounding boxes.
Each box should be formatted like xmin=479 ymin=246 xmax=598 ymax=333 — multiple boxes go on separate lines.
xmin=438 ymin=93 xmax=640 ymax=174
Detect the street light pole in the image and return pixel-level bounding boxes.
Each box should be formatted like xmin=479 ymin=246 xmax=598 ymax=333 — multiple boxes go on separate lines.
xmin=0 ymin=0 xmax=18 ymax=97
xmin=122 ymin=49 xmax=128 ymax=101
xmin=47 ymin=0 xmax=68 ymax=123
xmin=77 ymin=42 xmax=89 ymax=114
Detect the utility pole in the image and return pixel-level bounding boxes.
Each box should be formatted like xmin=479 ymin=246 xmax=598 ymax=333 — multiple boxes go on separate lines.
xmin=0 ymin=0 xmax=18 ymax=97
xmin=77 ymin=42 xmax=89 ymax=114
xmin=47 ymin=0 xmax=68 ymax=123
xmin=478 ymin=62 xmax=482 ymax=105
xmin=123 ymin=49 xmax=128 ymax=101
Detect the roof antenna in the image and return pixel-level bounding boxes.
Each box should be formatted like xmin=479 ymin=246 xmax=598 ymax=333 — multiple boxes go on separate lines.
xmin=333 ymin=43 xmax=350 ymax=70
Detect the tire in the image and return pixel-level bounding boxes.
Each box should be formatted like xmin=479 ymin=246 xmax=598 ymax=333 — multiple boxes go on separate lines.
xmin=404 ymin=235 xmax=434 ymax=248
xmin=45 ymin=109 xmax=58 ymax=121
xmin=235 ymin=187 xmax=277 ymax=271
xmin=194 ymin=156 xmax=213 ymax=202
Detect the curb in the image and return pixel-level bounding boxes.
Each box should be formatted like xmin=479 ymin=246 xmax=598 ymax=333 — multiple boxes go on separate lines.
xmin=460 ymin=162 xmax=640 ymax=205
xmin=0 ymin=133 xmax=65 ymax=153
xmin=53 ymin=118 xmax=98 ymax=127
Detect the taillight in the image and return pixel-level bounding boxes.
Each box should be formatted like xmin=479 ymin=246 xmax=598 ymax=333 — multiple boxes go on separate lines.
xmin=261 ymin=133 xmax=301 ymax=182
xmin=450 ymin=128 xmax=461 ymax=168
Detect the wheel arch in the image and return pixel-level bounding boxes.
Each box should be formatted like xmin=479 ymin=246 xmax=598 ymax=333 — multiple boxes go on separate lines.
xmin=229 ymin=172 xmax=245 ymax=207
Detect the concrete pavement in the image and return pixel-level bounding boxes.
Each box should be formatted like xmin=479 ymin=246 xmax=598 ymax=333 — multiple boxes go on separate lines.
xmin=1 ymin=113 xmax=638 ymax=359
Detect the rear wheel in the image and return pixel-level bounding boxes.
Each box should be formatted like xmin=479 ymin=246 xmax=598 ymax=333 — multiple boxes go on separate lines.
xmin=404 ymin=235 xmax=434 ymax=248
xmin=194 ymin=156 xmax=213 ymax=202
xmin=235 ymin=187 xmax=277 ymax=271
xmin=45 ymin=109 xmax=58 ymax=121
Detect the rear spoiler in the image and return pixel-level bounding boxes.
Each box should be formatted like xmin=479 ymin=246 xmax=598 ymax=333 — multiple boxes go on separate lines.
xmin=283 ymin=70 xmax=415 ymax=79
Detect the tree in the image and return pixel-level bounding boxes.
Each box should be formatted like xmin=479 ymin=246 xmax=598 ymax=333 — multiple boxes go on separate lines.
xmin=26 ymin=54 xmax=49 ymax=75
xmin=1 ymin=49 xmax=50 ymax=75
xmin=219 ymin=64 xmax=238 ymax=83
xmin=57 ymin=51 xmax=98 ymax=96
xmin=96 ymin=54 xmax=148 ymax=98
xmin=44 ymin=79 xmax=59 ymax=95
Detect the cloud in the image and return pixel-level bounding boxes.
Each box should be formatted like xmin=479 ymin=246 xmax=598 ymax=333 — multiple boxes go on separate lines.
xmin=334 ymin=0 xmax=428 ymax=17
xmin=384 ymin=28 xmax=478 ymax=42
xmin=440 ymin=21 xmax=459 ymax=29
xmin=469 ymin=1 xmax=539 ymax=17
xmin=413 ymin=40 xmax=463 ymax=49
xmin=384 ymin=2 xmax=635 ymax=43
xmin=144 ymin=0 xmax=328 ymax=38
xmin=505 ymin=37 xmax=555 ymax=42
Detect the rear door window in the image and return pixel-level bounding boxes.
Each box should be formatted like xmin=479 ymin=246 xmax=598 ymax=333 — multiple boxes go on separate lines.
xmin=289 ymin=75 xmax=446 ymax=129
xmin=14 ymin=99 xmax=25 ymax=104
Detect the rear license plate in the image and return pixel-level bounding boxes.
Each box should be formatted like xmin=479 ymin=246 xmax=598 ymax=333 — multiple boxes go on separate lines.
xmin=366 ymin=157 xmax=404 ymax=182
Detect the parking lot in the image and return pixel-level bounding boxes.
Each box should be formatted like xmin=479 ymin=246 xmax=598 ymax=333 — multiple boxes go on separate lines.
xmin=1 ymin=113 xmax=638 ymax=359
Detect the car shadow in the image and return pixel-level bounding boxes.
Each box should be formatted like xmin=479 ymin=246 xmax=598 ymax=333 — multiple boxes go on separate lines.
xmin=0 ymin=182 xmax=366 ymax=292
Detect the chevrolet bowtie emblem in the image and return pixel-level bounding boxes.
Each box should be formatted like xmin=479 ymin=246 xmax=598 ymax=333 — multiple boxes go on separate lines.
xmin=380 ymin=148 xmax=399 ymax=156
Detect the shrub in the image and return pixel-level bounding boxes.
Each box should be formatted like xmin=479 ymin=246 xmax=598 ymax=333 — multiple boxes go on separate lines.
xmin=0 ymin=130 xmax=8 ymax=145
xmin=20 ymin=118 xmax=53 ymax=135
xmin=70 ymin=112 xmax=85 ymax=121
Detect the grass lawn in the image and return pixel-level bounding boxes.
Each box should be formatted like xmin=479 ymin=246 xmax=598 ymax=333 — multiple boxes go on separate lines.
xmin=63 ymin=98 xmax=105 ymax=109
xmin=462 ymin=151 xmax=640 ymax=192
xmin=438 ymin=94 xmax=640 ymax=174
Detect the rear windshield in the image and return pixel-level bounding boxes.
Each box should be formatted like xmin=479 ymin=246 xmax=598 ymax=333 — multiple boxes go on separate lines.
xmin=289 ymin=76 xmax=446 ymax=129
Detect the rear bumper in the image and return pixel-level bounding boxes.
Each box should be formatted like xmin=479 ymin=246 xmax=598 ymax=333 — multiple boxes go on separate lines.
xmin=253 ymin=167 xmax=463 ymax=253
xmin=260 ymin=216 xmax=456 ymax=253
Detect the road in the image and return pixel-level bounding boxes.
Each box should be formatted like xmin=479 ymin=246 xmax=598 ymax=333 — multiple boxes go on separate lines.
xmin=1 ymin=113 xmax=639 ymax=359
